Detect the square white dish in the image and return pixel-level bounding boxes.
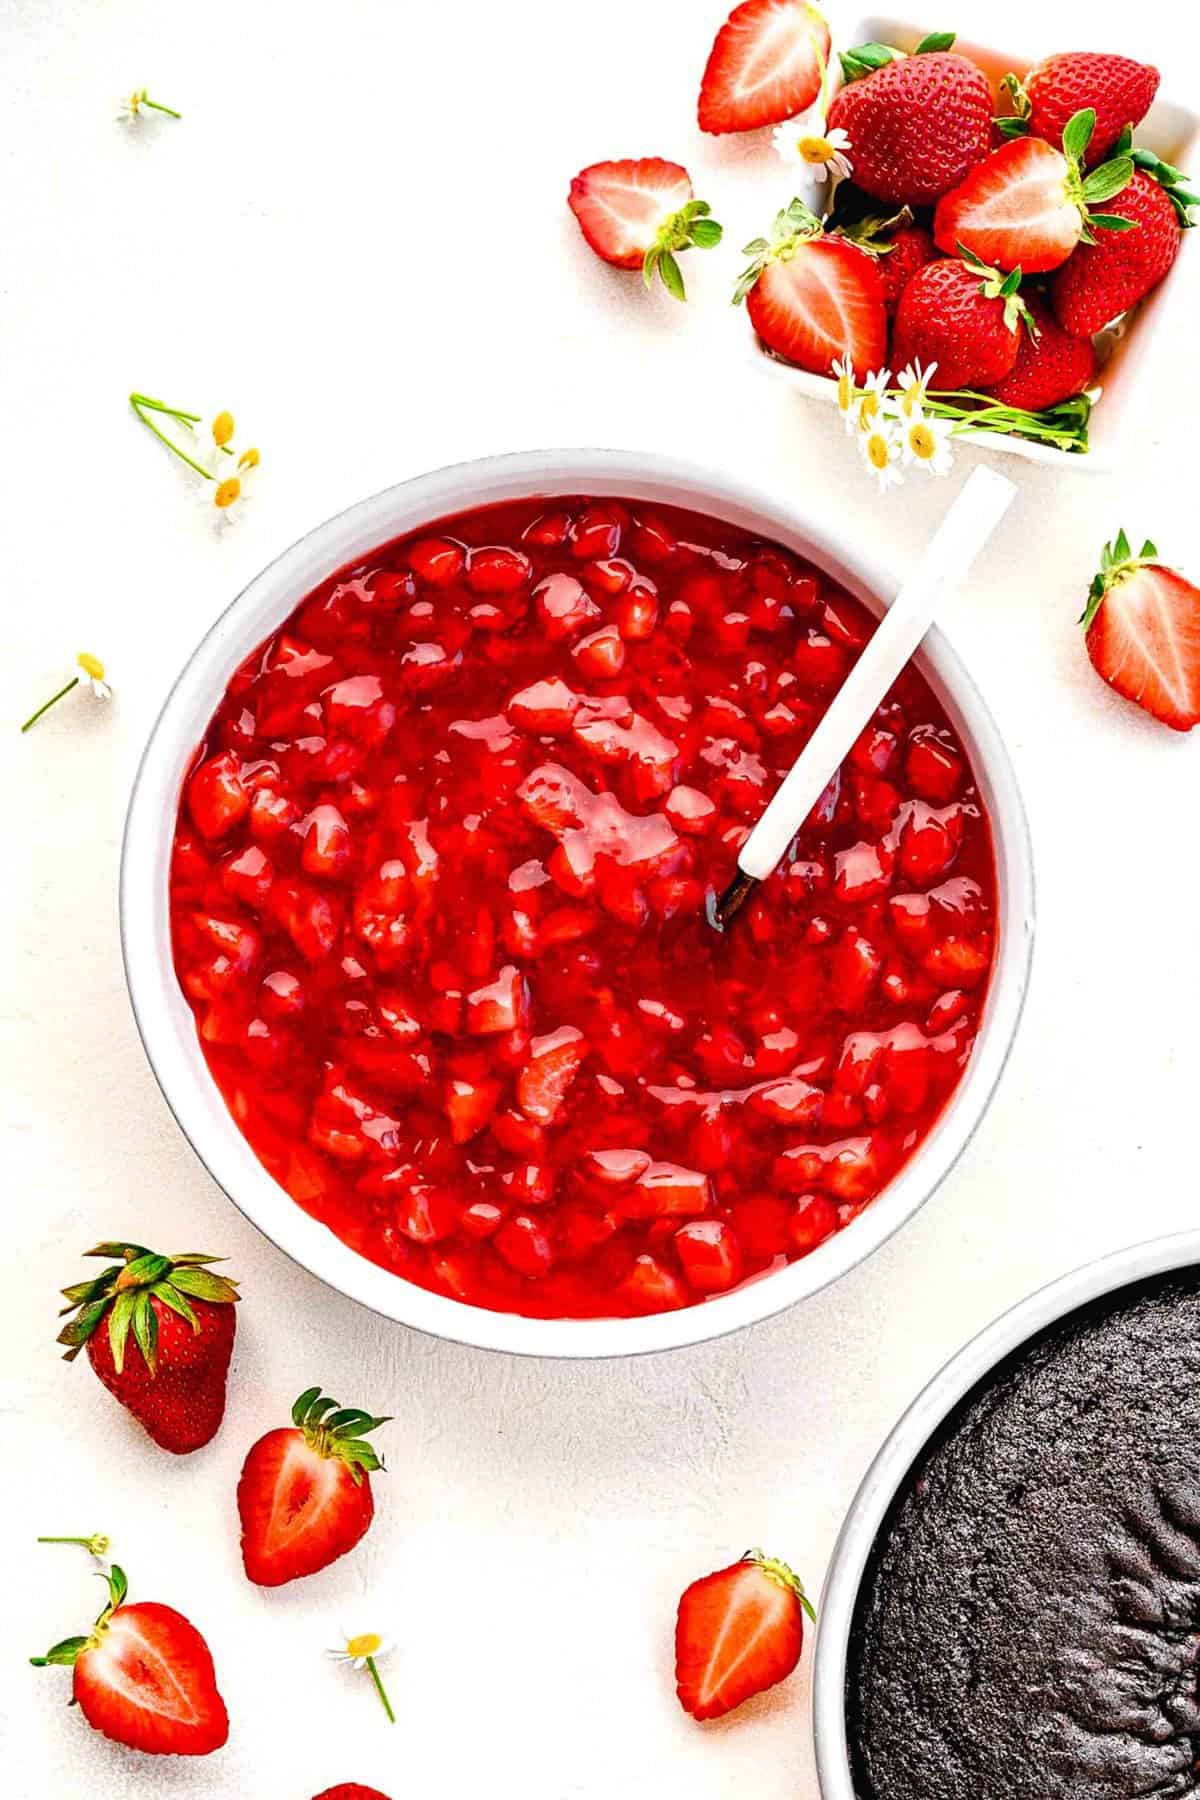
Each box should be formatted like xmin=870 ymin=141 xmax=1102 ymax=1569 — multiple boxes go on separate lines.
xmin=751 ymin=13 xmax=1200 ymax=471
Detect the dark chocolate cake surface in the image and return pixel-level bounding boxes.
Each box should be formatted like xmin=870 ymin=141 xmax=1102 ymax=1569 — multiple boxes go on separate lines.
xmin=847 ymin=1270 xmax=1200 ymax=1799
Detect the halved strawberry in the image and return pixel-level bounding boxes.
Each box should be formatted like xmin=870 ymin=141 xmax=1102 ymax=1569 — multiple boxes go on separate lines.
xmin=567 ymin=159 xmax=722 ymax=300
xmin=1081 ymin=531 xmax=1200 ymax=731
xmin=31 ymin=1562 xmax=229 ymax=1756
xmin=675 ymin=1549 xmax=814 ymax=1720
xmin=735 ymin=199 xmax=887 ymax=379
xmin=934 ymin=109 xmax=1135 ymax=273
xmin=698 ymin=0 xmax=831 ymax=135
xmin=237 ymin=1386 xmax=389 ymax=1586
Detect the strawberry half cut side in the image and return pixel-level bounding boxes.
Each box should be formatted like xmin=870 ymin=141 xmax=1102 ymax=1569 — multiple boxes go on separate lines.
xmin=31 ymin=1562 xmax=229 ymax=1757
xmin=734 ymin=198 xmax=888 ymax=379
xmin=57 ymin=1240 xmax=240 ymax=1454
xmin=934 ymin=108 xmax=1136 ymax=274
xmin=567 ymin=159 xmax=723 ymax=300
xmin=237 ymin=1386 xmax=390 ymax=1587
xmin=1081 ymin=532 xmax=1200 ymax=732
xmin=675 ymin=1548 xmax=815 ymax=1720
xmin=698 ymin=0 xmax=831 ymax=135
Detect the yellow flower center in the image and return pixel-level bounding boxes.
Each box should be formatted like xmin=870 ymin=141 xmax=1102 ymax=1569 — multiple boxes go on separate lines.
xmin=909 ymin=422 xmax=936 ymax=461
xmin=128 ymin=89 xmax=145 ymax=114
xmin=345 ymin=1632 xmax=383 ymax=1659
xmin=836 ymin=371 xmax=854 ymax=412
xmin=214 ymin=476 xmax=241 ymax=509
xmin=866 ymin=433 xmax=890 ymax=471
xmin=212 ymin=410 xmax=235 ymax=448
xmin=238 ymin=446 xmax=260 ymax=471
xmin=77 ymin=653 xmax=105 ymax=681
xmin=798 ymin=134 xmax=834 ymax=164
xmin=857 ymin=391 xmax=880 ymax=432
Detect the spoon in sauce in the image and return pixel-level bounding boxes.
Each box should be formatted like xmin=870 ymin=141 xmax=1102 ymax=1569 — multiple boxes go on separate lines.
xmin=715 ymin=464 xmax=1016 ymax=927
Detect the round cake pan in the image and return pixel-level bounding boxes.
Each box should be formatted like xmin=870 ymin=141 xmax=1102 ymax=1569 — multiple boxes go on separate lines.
xmin=813 ymin=1227 xmax=1200 ymax=1797
xmin=121 ymin=447 xmax=1035 ymax=1360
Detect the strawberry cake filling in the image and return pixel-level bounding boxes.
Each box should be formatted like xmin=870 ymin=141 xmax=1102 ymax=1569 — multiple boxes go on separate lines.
xmin=169 ymin=496 xmax=998 ymax=1320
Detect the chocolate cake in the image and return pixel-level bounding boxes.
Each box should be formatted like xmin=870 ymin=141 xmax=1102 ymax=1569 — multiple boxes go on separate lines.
xmin=847 ymin=1271 xmax=1200 ymax=1799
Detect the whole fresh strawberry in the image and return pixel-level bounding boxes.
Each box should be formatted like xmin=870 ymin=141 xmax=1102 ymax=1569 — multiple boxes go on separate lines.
xmin=1082 ymin=532 xmax=1200 ymax=731
xmin=676 ymin=1549 xmax=815 ymax=1720
xmin=1050 ymin=165 xmax=1185 ymax=336
xmin=891 ymin=251 xmax=1033 ymax=390
xmin=999 ymin=53 xmax=1160 ymax=162
xmin=826 ymin=36 xmax=992 ymax=207
xmin=567 ymin=159 xmax=723 ymax=300
xmin=238 ymin=1386 xmax=389 ymax=1586
xmin=735 ymin=198 xmax=887 ymax=379
xmin=986 ymin=297 xmax=1096 ymax=410
xmin=313 ymin=1788 xmax=392 ymax=1799
xmin=31 ymin=1562 xmax=229 ymax=1756
xmin=836 ymin=209 xmax=936 ymax=314
xmin=935 ymin=108 xmax=1134 ymax=273
xmin=57 ymin=1241 xmax=239 ymax=1453
xmin=698 ymin=0 xmax=831 ymax=135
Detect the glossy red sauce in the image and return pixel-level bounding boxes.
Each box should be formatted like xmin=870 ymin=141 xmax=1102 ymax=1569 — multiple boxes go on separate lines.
xmin=169 ymin=497 xmax=997 ymax=1319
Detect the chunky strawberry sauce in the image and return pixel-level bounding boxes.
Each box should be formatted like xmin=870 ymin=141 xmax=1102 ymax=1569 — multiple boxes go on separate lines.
xmin=169 ymin=497 xmax=997 ymax=1319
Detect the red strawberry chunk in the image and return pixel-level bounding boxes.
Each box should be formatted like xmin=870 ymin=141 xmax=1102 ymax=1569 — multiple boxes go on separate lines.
xmin=494 ymin=1212 xmax=556 ymax=1277
xmin=444 ymin=1075 xmax=502 ymax=1143
xmin=407 ymin=537 xmax=465 ymax=586
xmin=624 ymin=1160 xmax=711 ymax=1219
xmin=616 ymin=1253 xmax=688 ymax=1313
xmin=188 ymin=752 xmax=249 ymax=840
xmin=466 ymin=965 xmax=527 ymax=1035
xmin=675 ymin=1219 xmax=745 ymax=1294
xmin=302 ymin=803 xmax=352 ymax=879
xmin=573 ymin=625 xmax=626 ymax=680
xmin=517 ymin=1026 xmax=588 ymax=1123
xmin=507 ymin=677 xmax=579 ymax=735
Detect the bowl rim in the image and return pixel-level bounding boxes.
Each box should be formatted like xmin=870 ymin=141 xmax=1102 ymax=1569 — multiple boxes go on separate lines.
xmin=120 ymin=446 xmax=1035 ymax=1359
xmin=812 ymin=1226 xmax=1200 ymax=1797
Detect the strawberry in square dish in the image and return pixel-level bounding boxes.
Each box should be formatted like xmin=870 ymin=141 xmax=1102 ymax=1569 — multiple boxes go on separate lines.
xmin=168 ymin=494 xmax=999 ymax=1323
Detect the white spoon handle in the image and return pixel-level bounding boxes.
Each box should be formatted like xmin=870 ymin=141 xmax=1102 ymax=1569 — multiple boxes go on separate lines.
xmin=737 ymin=465 xmax=1016 ymax=883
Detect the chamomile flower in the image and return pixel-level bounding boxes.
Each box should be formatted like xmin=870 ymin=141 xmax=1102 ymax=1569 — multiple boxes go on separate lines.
xmin=831 ymin=356 xmax=859 ymax=433
xmin=117 ymin=88 xmax=181 ymax=124
xmin=772 ymin=107 xmax=853 ymax=186
xmin=210 ymin=445 xmax=260 ymax=522
xmin=858 ymin=418 xmax=904 ymax=493
xmin=326 ymin=1628 xmax=396 ymax=1723
xmin=895 ymin=359 xmax=939 ymax=419
xmin=898 ymin=409 xmax=955 ymax=476
xmin=854 ymin=367 xmax=892 ymax=434
xmin=20 ymin=656 xmax=113 ymax=733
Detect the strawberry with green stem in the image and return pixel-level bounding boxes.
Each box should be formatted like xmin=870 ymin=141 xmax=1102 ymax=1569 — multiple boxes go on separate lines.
xmin=57 ymin=1241 xmax=239 ymax=1454
xmin=891 ymin=247 xmax=1037 ymax=391
xmin=1050 ymin=139 xmax=1195 ymax=336
xmin=734 ymin=198 xmax=887 ymax=379
xmin=1081 ymin=532 xmax=1200 ymax=732
xmin=935 ymin=107 xmax=1135 ymax=273
xmin=996 ymin=54 xmax=1159 ymax=161
xmin=675 ymin=1548 xmax=816 ymax=1720
xmin=567 ymin=160 xmax=723 ymax=301
xmin=237 ymin=1386 xmax=390 ymax=1586
xmin=31 ymin=1555 xmax=229 ymax=1756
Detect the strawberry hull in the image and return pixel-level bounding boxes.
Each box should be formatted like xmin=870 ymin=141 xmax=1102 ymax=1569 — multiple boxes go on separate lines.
xmin=167 ymin=493 xmax=1000 ymax=1322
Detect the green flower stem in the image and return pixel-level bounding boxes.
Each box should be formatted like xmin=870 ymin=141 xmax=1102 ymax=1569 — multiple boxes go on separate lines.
xmin=37 ymin=1534 xmax=109 ymax=1554
xmin=897 ymin=387 xmax=1092 ymax=453
xmin=142 ymin=96 xmax=182 ymax=119
xmin=366 ymin=1655 xmax=395 ymax=1724
xmin=21 ymin=677 xmax=79 ymax=733
xmin=130 ymin=392 xmax=214 ymax=480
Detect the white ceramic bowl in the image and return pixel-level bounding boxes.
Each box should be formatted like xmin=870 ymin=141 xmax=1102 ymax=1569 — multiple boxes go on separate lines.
xmin=121 ymin=448 xmax=1035 ymax=1358
xmin=812 ymin=1228 xmax=1200 ymax=1798
xmin=756 ymin=14 xmax=1200 ymax=473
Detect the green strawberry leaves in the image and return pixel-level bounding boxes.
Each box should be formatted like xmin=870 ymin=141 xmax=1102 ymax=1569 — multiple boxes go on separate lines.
xmin=1126 ymin=138 xmax=1200 ymax=226
xmin=642 ymin=198 xmax=723 ymax=302
xmin=840 ymin=30 xmax=954 ymax=82
xmin=293 ymin=1387 xmax=392 ymax=1485
xmin=996 ymin=72 xmax=1032 ymax=139
xmin=957 ymin=244 xmax=1039 ymax=338
xmin=30 ymin=1560 xmax=130 ymax=1671
xmin=733 ymin=198 xmax=823 ymax=305
xmin=57 ymin=1243 xmax=239 ymax=1369
xmin=1055 ymin=111 xmax=1134 ymax=242
xmin=1081 ymin=529 xmax=1160 ymax=626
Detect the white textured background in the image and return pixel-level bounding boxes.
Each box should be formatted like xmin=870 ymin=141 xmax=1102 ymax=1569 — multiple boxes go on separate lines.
xmin=3 ymin=2 xmax=1199 ymax=1796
